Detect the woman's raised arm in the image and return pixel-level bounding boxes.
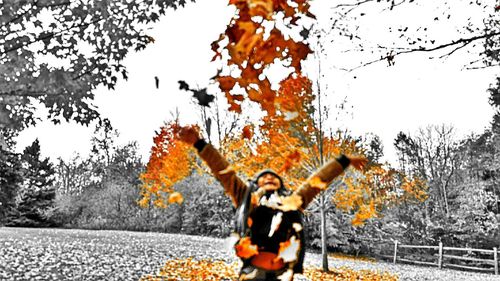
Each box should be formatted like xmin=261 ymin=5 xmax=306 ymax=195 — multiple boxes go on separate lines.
xmin=294 ymin=155 xmax=368 ymax=210
xmin=179 ymin=126 xmax=249 ymax=207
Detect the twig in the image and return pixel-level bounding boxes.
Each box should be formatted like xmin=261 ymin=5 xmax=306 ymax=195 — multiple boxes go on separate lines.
xmin=332 ymin=0 xmax=375 ymax=9
xmin=346 ymin=31 xmax=500 ymax=72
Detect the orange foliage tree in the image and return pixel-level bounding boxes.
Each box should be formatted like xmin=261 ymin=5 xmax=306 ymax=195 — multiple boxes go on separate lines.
xmin=138 ymin=75 xmax=427 ymax=228
xmin=138 ymin=122 xmax=194 ymax=208
xmin=138 ymin=0 xmax=427 ymax=236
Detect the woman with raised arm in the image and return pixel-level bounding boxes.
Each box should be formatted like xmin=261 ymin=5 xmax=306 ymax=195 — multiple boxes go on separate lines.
xmin=179 ymin=126 xmax=367 ymax=281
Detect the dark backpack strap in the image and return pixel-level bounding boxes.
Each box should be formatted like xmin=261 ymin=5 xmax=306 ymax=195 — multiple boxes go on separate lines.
xmin=234 ymin=180 xmax=257 ymax=236
xmin=293 ymin=213 xmax=306 ymax=273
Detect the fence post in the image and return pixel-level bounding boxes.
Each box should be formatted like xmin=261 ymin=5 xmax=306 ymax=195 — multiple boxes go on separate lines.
xmin=438 ymin=242 xmax=443 ymax=269
xmin=393 ymin=240 xmax=398 ymax=264
xmin=494 ymin=247 xmax=498 ymax=275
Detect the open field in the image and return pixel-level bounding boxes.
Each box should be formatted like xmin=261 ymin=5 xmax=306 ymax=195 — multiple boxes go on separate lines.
xmin=0 ymin=227 xmax=498 ymax=280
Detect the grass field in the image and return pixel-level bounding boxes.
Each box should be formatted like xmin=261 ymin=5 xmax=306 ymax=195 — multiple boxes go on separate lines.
xmin=0 ymin=227 xmax=498 ymax=280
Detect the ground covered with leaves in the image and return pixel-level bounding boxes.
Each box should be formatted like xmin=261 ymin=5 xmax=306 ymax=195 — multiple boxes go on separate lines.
xmin=0 ymin=227 xmax=498 ymax=281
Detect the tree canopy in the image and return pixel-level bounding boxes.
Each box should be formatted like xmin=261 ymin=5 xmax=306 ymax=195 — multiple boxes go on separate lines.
xmin=0 ymin=0 xmax=190 ymax=132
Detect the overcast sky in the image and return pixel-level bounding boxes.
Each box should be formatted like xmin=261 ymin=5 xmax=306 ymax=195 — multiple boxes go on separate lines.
xmin=15 ymin=0 xmax=498 ymax=165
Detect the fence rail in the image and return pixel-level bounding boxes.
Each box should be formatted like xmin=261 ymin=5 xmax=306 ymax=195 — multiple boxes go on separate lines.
xmin=391 ymin=241 xmax=499 ymax=275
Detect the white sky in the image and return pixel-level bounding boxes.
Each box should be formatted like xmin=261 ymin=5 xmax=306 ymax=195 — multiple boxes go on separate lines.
xmin=15 ymin=0 xmax=498 ymax=165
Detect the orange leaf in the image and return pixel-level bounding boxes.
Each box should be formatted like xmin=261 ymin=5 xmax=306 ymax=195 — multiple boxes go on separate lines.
xmin=280 ymin=194 xmax=303 ymax=211
xmin=248 ymin=0 xmax=274 ymax=18
xmin=235 ymin=237 xmax=259 ymax=259
xmin=308 ymin=176 xmax=328 ymax=190
xmin=242 ymin=125 xmax=253 ymax=140
xmin=217 ymin=76 xmax=237 ymax=92
xmin=276 ymin=236 xmax=300 ymax=263
xmin=168 ymin=192 xmax=184 ymax=204
xmin=219 ymin=165 xmax=235 ymax=175
xmin=247 ymin=217 xmax=253 ymax=227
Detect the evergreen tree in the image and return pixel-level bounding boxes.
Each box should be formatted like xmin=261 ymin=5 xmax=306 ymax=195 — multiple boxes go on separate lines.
xmin=6 ymin=139 xmax=56 ymax=227
xmin=0 ymin=148 xmax=23 ymax=224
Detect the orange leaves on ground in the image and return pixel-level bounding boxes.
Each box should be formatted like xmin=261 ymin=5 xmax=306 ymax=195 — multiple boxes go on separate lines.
xmin=141 ymin=258 xmax=239 ymax=281
xmin=142 ymin=258 xmax=398 ymax=281
xmin=139 ymin=122 xmax=194 ymax=208
xmin=329 ymin=252 xmax=376 ymax=263
xmin=303 ymin=266 xmax=398 ymax=281
xmin=235 ymin=237 xmax=259 ymax=259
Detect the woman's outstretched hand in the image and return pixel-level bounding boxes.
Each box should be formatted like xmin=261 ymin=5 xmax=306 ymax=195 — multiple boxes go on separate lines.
xmin=349 ymin=156 xmax=368 ymax=170
xmin=178 ymin=126 xmax=201 ymax=145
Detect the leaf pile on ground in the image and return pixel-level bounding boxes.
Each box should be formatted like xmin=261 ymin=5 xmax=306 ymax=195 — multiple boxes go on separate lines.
xmin=1 ymin=227 xmax=498 ymax=281
xmin=141 ymin=258 xmax=238 ymax=281
xmin=303 ymin=266 xmax=397 ymax=281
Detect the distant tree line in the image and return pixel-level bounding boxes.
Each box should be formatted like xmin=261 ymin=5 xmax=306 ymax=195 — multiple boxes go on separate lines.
xmin=1 ymin=114 xmax=499 ymax=257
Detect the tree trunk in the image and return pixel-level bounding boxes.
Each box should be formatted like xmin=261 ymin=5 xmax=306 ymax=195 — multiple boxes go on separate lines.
xmin=442 ymin=183 xmax=449 ymax=215
xmin=320 ymin=193 xmax=329 ymax=272
xmin=0 ymin=133 xmax=6 ymax=150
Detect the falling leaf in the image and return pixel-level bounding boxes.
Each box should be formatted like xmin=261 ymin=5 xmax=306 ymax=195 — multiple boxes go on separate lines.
xmin=235 ymin=237 xmax=259 ymax=259
xmin=219 ymin=165 xmax=235 ymax=175
xmin=192 ymin=89 xmax=215 ymax=107
xmin=277 ymin=269 xmax=293 ymax=281
xmin=178 ymin=80 xmax=189 ymax=91
xmin=292 ymin=223 xmax=303 ymax=232
xmin=276 ymin=236 xmax=300 ymax=263
xmin=217 ymin=76 xmax=237 ymax=92
xmin=242 ymin=125 xmax=253 ymax=140
xmin=247 ymin=217 xmax=253 ymax=227
xmin=168 ymin=192 xmax=184 ymax=205
xmin=284 ymin=111 xmax=299 ymax=121
xmin=224 ymin=233 xmax=241 ymax=253
xmin=248 ymin=0 xmax=274 ymax=18
xmin=308 ymin=176 xmax=328 ymax=190
xmin=280 ymin=194 xmax=303 ymax=211
xmin=154 ymin=76 xmax=159 ymax=89
xmin=268 ymin=212 xmax=283 ymax=237
xmin=251 ymin=191 xmax=263 ymax=206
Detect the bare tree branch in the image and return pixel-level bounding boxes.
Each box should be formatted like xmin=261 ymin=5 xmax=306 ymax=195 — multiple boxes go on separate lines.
xmin=345 ymin=31 xmax=500 ymax=72
xmin=333 ymin=0 xmax=374 ymax=9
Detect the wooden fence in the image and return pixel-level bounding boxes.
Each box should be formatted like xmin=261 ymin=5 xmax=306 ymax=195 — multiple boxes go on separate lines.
xmin=386 ymin=241 xmax=499 ymax=275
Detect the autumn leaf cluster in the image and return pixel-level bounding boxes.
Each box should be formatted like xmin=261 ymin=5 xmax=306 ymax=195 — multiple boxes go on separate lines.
xmin=212 ymin=0 xmax=314 ymax=114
